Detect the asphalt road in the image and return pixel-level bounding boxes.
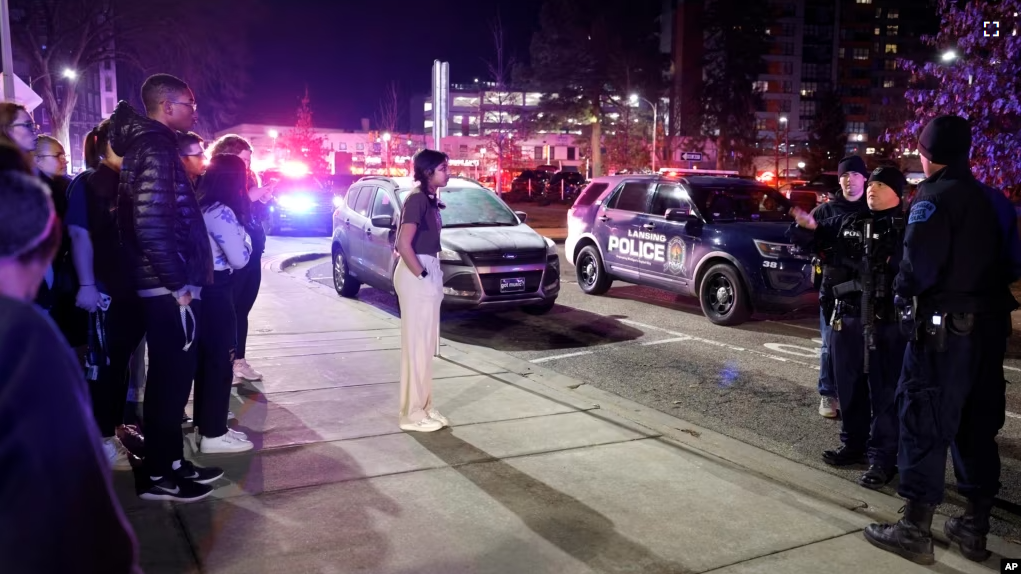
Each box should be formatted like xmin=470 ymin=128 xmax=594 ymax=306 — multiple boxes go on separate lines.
xmin=280 ymin=234 xmax=1021 ymax=540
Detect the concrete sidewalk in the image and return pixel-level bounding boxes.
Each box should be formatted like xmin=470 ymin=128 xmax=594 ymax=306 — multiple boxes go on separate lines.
xmin=112 ymin=253 xmax=1016 ymax=574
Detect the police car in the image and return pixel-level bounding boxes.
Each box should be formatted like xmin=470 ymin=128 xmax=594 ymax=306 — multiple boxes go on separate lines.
xmin=565 ymin=171 xmax=817 ymax=325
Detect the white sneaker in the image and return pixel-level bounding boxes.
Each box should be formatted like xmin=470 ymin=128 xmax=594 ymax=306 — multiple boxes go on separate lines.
xmin=819 ymin=396 xmax=840 ymax=418
xmin=233 ymin=359 xmax=263 ymax=381
xmin=426 ymin=409 xmax=449 ymax=427
xmin=399 ymin=418 xmax=444 ymax=433
xmin=102 ymin=437 xmax=132 ymax=471
xmin=200 ymin=431 xmax=254 ymax=454
xmin=227 ymin=428 xmax=248 ymax=441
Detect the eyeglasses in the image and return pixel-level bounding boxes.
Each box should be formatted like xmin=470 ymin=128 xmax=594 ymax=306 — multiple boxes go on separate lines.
xmin=10 ymin=122 xmax=40 ymax=133
xmin=168 ymin=101 xmax=198 ymax=112
xmin=37 ymin=152 xmax=67 ymax=160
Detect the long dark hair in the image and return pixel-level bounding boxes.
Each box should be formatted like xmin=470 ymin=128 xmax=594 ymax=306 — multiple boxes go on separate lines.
xmin=83 ymin=120 xmax=112 ymax=169
xmin=412 ymin=149 xmax=448 ymax=202
xmin=197 ymin=154 xmax=250 ymax=222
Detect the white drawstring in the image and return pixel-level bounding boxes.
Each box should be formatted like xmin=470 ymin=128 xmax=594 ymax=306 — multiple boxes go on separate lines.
xmin=180 ymin=304 xmax=196 ymax=351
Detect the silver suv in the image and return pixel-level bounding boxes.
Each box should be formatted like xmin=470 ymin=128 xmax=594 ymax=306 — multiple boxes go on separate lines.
xmin=331 ymin=176 xmax=561 ymax=314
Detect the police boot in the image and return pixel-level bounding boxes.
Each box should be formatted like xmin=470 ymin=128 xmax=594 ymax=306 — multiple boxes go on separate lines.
xmin=945 ymin=497 xmax=994 ymax=562
xmin=863 ymin=500 xmax=935 ymax=565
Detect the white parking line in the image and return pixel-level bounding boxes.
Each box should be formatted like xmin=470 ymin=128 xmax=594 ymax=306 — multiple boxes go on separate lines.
xmin=765 ymin=320 xmax=821 ymax=333
xmin=529 ymin=351 xmax=594 ymax=363
xmin=641 ymin=336 xmax=693 ymax=346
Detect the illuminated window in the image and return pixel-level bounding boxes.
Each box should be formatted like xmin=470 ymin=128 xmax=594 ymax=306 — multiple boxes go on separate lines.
xmin=452 ymin=115 xmax=463 ymax=123
xmin=755 ymin=118 xmax=769 ymax=131
xmin=853 ymin=48 xmax=869 ymax=60
xmin=887 ymin=25 xmax=899 ymax=35
xmin=884 ymin=60 xmax=898 ymax=70
xmin=339 ymin=142 xmax=347 ymax=151
xmin=856 ymin=0 xmax=871 ymax=4
xmin=424 ymin=120 xmax=433 ymax=129
xmin=800 ymin=82 xmax=818 ymax=97
xmin=885 ymin=44 xmax=897 ymax=54
xmin=883 ymin=79 xmax=895 ymax=88
xmin=424 ymin=102 xmax=432 ymax=112
xmin=874 ymin=27 xmax=880 ymax=35
xmin=888 ymin=9 xmax=898 ymax=18
xmin=839 ymin=47 xmax=846 ymax=59
xmin=754 ymin=80 xmax=769 ymax=92
xmin=356 ymin=143 xmax=364 ymax=151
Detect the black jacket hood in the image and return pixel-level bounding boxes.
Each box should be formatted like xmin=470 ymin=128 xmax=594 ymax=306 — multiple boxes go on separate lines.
xmin=109 ymin=101 xmax=175 ymax=158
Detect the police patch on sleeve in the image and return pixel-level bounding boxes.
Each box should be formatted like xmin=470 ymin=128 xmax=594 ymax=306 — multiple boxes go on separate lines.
xmin=908 ymin=201 xmax=936 ymax=224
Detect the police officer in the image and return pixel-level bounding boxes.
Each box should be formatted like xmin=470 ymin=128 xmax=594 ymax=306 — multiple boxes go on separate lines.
xmin=864 ymin=115 xmax=1019 ymax=565
xmin=791 ymin=167 xmax=908 ymax=490
xmin=789 ymin=155 xmax=870 ymax=419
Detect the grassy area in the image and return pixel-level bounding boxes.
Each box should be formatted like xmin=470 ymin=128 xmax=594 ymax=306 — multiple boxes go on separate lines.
xmin=507 ymin=202 xmax=569 ymax=228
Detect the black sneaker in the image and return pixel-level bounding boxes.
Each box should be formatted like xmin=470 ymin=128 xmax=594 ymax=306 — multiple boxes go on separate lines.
xmin=173 ymin=460 xmax=224 ymax=485
xmin=139 ymin=475 xmax=212 ymax=502
xmin=822 ymin=445 xmax=867 ymax=467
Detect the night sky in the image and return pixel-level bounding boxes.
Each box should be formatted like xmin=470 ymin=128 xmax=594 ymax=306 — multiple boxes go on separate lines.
xmin=240 ymin=0 xmax=544 ymax=130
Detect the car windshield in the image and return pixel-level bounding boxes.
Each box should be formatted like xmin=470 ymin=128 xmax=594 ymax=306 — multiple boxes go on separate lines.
xmin=399 ymin=187 xmax=519 ymax=227
xmin=693 ymin=186 xmax=792 ymax=223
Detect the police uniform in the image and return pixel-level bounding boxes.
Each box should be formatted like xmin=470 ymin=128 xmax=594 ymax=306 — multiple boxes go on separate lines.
xmin=864 ymin=115 xmax=1017 ymax=565
xmin=812 ymin=168 xmax=909 ymax=491
xmin=787 ymin=155 xmax=869 ymax=416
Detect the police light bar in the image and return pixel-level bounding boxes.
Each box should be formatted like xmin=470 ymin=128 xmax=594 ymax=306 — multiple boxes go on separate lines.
xmin=659 ymin=167 xmax=740 ymax=177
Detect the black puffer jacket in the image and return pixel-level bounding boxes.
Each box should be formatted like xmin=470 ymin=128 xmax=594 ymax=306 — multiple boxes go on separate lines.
xmin=110 ymin=101 xmax=212 ymax=293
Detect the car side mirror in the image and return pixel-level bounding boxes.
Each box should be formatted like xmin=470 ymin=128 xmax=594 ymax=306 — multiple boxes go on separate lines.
xmin=514 ymin=211 xmax=528 ymax=223
xmin=664 ymin=207 xmax=693 ymax=222
xmin=371 ymin=214 xmax=394 ymax=229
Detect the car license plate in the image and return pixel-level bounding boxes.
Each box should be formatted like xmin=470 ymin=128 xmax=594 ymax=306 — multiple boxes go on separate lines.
xmin=500 ymin=277 xmax=526 ymax=293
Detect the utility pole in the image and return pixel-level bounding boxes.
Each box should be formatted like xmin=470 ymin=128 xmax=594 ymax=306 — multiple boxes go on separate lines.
xmin=1 ymin=0 xmax=16 ymax=98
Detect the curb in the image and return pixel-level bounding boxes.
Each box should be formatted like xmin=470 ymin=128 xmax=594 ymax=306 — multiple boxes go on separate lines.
xmin=270 ymin=250 xmax=1021 ymax=558
xmin=267 ymin=252 xmax=330 ymax=274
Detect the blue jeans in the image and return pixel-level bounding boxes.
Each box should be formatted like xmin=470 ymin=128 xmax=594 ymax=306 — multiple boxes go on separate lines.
xmin=819 ymin=308 xmax=836 ymax=397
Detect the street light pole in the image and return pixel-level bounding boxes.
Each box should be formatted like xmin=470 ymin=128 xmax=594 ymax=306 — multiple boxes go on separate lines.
xmin=629 ymin=94 xmax=658 ymax=172
xmin=0 ymin=0 xmax=15 ymax=100
xmin=780 ymin=116 xmax=789 ymax=184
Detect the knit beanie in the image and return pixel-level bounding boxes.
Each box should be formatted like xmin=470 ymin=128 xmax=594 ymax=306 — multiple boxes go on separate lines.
xmin=918 ymin=115 xmax=971 ymax=165
xmin=0 ymin=171 xmax=56 ymax=259
xmin=837 ymin=155 xmax=868 ymax=179
xmin=867 ymin=166 xmax=907 ymax=197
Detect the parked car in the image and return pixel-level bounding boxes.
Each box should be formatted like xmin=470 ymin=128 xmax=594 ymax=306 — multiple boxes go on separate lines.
xmin=507 ymin=169 xmax=550 ymax=202
xmin=548 ymin=171 xmax=587 ymax=203
xmin=565 ymin=175 xmax=817 ymax=325
xmin=783 ymin=172 xmax=840 ymax=211
xmin=332 ymin=176 xmax=560 ymax=314
xmin=263 ymin=174 xmax=339 ymax=236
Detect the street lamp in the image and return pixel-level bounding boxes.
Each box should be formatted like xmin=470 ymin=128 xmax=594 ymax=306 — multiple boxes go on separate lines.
xmin=941 ymin=50 xmax=958 ymax=62
xmin=779 ymin=116 xmax=789 ymax=183
xmin=62 ymin=68 xmax=77 ymax=80
xmin=629 ymin=93 xmax=658 ymax=172
xmin=382 ymin=132 xmax=392 ymax=174
xmin=267 ymin=129 xmax=279 ymax=139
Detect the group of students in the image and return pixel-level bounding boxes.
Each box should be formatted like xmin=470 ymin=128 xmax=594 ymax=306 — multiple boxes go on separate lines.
xmin=0 ymin=73 xmax=276 ymax=505
xmin=788 ymin=115 xmax=1021 ymax=565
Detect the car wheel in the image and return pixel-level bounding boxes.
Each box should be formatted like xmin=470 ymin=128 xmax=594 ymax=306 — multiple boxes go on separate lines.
xmin=699 ymin=263 xmax=751 ymax=326
xmin=333 ymin=249 xmax=361 ymax=298
xmin=522 ymin=300 xmax=556 ymax=315
xmin=575 ymin=245 xmax=612 ymax=295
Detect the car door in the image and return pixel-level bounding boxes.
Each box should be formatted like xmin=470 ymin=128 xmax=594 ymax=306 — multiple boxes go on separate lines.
xmin=346 ymin=186 xmax=375 ymax=274
xmin=363 ymin=187 xmax=398 ymax=288
xmin=337 ymin=186 xmax=364 ymax=264
xmin=639 ymin=182 xmax=702 ymax=292
xmin=594 ymin=180 xmax=655 ymax=282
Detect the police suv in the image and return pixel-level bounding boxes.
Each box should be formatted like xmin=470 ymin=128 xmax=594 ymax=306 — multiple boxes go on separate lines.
xmin=566 ymin=172 xmax=816 ymax=325
xmin=332 ymin=175 xmax=560 ymax=314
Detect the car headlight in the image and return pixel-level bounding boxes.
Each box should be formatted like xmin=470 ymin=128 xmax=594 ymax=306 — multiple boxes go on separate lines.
xmin=278 ymin=194 xmax=315 ymax=213
xmin=544 ymin=237 xmax=557 ymax=256
xmin=754 ymin=239 xmax=809 ymax=260
xmin=438 ymin=248 xmax=462 ymax=262
xmin=332 ymin=196 xmax=343 ymax=208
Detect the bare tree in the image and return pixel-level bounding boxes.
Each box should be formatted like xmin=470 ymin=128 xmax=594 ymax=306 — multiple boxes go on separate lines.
xmin=484 ymin=15 xmax=525 ymax=195
xmin=10 ymin=0 xmax=258 ymax=147
xmin=375 ymin=81 xmax=403 ymax=135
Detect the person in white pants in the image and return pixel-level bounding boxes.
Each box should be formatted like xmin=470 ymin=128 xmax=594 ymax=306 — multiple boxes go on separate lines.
xmin=394 ymin=149 xmax=450 ymax=433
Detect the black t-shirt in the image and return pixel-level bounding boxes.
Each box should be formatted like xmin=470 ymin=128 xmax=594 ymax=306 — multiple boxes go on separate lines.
xmin=400 ymin=191 xmax=442 ymax=255
xmin=67 ymin=165 xmax=131 ymax=296
xmin=0 ymin=296 xmax=140 ymax=573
